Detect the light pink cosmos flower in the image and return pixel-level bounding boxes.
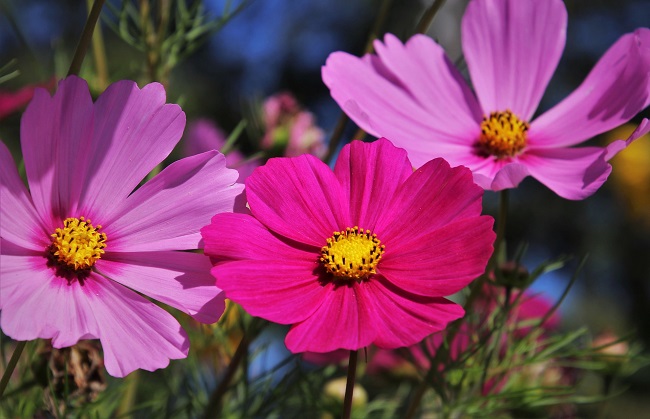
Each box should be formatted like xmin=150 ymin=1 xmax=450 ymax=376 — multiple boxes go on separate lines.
xmin=183 ymin=118 xmax=259 ymax=181
xmin=0 ymin=76 xmax=244 ymax=377
xmin=323 ymin=0 xmax=650 ymax=200
xmin=201 ymin=138 xmax=495 ymax=353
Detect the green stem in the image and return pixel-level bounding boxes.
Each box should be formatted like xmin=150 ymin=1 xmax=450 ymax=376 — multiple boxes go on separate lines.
xmin=341 ymin=350 xmax=358 ymax=419
xmin=68 ymin=0 xmax=106 ymax=77
xmin=86 ymin=0 xmax=109 ymax=89
xmin=0 ymin=341 xmax=26 ymax=399
xmin=202 ymin=336 xmax=249 ymax=419
xmin=414 ymin=0 xmax=447 ymax=34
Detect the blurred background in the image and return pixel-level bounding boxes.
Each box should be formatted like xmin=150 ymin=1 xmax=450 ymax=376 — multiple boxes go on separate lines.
xmin=1 ymin=0 xmax=649 ymax=416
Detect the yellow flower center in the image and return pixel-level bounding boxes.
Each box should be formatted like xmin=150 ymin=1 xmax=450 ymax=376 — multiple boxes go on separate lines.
xmin=49 ymin=217 xmax=107 ymax=271
xmin=477 ymin=110 xmax=528 ymax=159
xmin=320 ymin=226 xmax=385 ymax=281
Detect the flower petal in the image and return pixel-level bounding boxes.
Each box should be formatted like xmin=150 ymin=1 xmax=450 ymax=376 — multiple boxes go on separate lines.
xmin=379 ymin=217 xmax=494 ymax=297
xmin=529 ymin=28 xmax=650 ymax=148
xmin=0 ymin=142 xmax=50 ymax=250
xmin=284 ymin=283 xmax=377 ymax=353
xmin=246 ymin=154 xmax=349 ymax=246
xmin=105 ymin=151 xmax=243 ymax=252
xmin=375 ymin=158 xmax=485 ymax=241
xmin=365 ymin=277 xmax=465 ymax=348
xmin=77 ymin=80 xmax=186 ymax=220
xmin=333 ymin=139 xmax=412 ymax=230
xmin=97 ymin=251 xmax=225 ymax=324
xmin=214 ymin=260 xmax=329 ymax=325
xmin=322 ymin=44 xmax=480 ymax=169
xmin=20 ymin=76 xmax=95 ymax=221
xmin=86 ymin=275 xmax=189 ymax=377
xmin=604 ymin=118 xmax=650 ymax=160
xmin=462 ymin=0 xmax=567 ymax=119
xmin=521 ymin=147 xmax=611 ymax=200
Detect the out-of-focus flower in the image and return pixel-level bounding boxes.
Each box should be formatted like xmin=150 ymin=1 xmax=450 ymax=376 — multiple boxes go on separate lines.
xmin=0 ymin=76 xmax=244 ymax=377
xmin=0 ymin=77 xmax=56 ymax=120
xmin=607 ymin=123 xmax=650 ymax=226
xmin=183 ymin=118 xmax=259 ymax=181
xmin=323 ymin=376 xmax=368 ymax=407
xmin=592 ymin=330 xmax=630 ymax=364
xmin=323 ymin=0 xmax=650 ymax=200
xmin=261 ymin=92 xmax=326 ymax=158
xmin=202 ymin=138 xmax=494 ymax=353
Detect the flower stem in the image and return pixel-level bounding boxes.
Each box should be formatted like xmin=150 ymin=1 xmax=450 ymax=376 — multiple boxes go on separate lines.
xmin=342 ymin=350 xmax=358 ymax=419
xmin=202 ymin=335 xmax=249 ymax=419
xmin=68 ymin=0 xmax=106 ymax=77
xmin=415 ymin=0 xmax=448 ymax=34
xmin=0 ymin=341 xmax=27 ymax=399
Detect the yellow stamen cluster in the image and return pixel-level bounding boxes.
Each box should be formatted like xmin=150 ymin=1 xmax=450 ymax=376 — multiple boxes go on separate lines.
xmin=320 ymin=226 xmax=385 ymax=281
xmin=477 ymin=110 xmax=529 ymax=159
xmin=50 ymin=217 xmax=107 ymax=271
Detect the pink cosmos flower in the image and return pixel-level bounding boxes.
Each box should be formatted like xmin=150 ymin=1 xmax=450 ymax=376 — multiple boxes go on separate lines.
xmin=183 ymin=118 xmax=259 ymax=181
xmin=0 ymin=76 xmax=244 ymax=377
xmin=323 ymin=0 xmax=650 ymax=200
xmin=201 ymin=138 xmax=495 ymax=353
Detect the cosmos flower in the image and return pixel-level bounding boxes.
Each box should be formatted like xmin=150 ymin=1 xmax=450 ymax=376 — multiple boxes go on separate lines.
xmin=323 ymin=0 xmax=650 ymax=200
xmin=202 ymin=138 xmax=494 ymax=353
xmin=0 ymin=77 xmax=56 ymax=120
xmin=0 ymin=76 xmax=243 ymax=377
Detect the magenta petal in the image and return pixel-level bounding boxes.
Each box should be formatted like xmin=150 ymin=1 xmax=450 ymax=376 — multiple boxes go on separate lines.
xmin=375 ymin=158 xmax=484 ymax=242
xmin=105 ymin=151 xmax=242 ymax=252
xmin=88 ymin=275 xmax=189 ymax=377
xmin=322 ymin=47 xmax=479 ymax=168
xmin=522 ymin=147 xmax=611 ymax=200
xmin=530 ymin=29 xmax=650 ymax=148
xmin=97 ymin=251 xmax=225 ymax=324
xmin=214 ymin=260 xmax=329 ymax=324
xmin=202 ymin=213 xmax=317 ymax=261
xmin=489 ymin=162 xmax=531 ymax=191
xmin=0 ymin=142 xmax=50 ymax=250
xmin=246 ymin=154 xmax=349 ymax=246
xmin=284 ymin=283 xmax=377 ymax=353
xmin=462 ymin=0 xmax=567 ymax=120
xmin=365 ymin=278 xmax=465 ymax=348
xmin=21 ymin=76 xmax=94 ymax=220
xmin=604 ymin=118 xmax=650 ymax=160
xmin=0 ymin=255 xmax=99 ymax=345
xmin=77 ymin=80 xmax=186 ymax=220
xmin=379 ymin=217 xmax=494 ymax=297
xmin=334 ymin=139 xmax=413 ymax=230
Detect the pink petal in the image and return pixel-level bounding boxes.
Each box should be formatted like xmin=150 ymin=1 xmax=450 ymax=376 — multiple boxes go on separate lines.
xmin=77 ymin=79 xmax=186 ymax=220
xmin=97 ymin=251 xmax=225 ymax=324
xmin=105 ymin=151 xmax=243 ymax=252
xmin=182 ymin=119 xmax=228 ymax=157
xmin=604 ymin=118 xmax=650 ymax=160
xmin=322 ymin=46 xmax=480 ymax=169
xmin=521 ymin=147 xmax=611 ymax=200
xmin=333 ymin=139 xmax=413 ymax=230
xmin=246 ymin=154 xmax=349 ymax=247
xmin=462 ymin=0 xmax=567 ymax=120
xmin=375 ymin=158 xmax=485 ymax=241
xmin=20 ymin=76 xmax=94 ymax=221
xmin=0 ymin=142 xmax=50 ymax=250
xmin=379 ymin=217 xmax=494 ymax=297
xmin=202 ymin=213 xmax=317 ymax=262
xmin=488 ymin=162 xmax=531 ymax=191
xmin=530 ymin=29 xmax=650 ymax=148
xmin=214 ymin=260 xmax=329 ymax=325
xmin=284 ymin=283 xmax=377 ymax=353
xmin=365 ymin=277 xmax=465 ymax=348
xmin=87 ymin=275 xmax=189 ymax=377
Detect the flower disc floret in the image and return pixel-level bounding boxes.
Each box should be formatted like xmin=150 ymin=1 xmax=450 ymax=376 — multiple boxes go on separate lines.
xmin=478 ymin=110 xmax=528 ymax=159
xmin=50 ymin=217 xmax=107 ymax=270
xmin=320 ymin=226 xmax=384 ymax=281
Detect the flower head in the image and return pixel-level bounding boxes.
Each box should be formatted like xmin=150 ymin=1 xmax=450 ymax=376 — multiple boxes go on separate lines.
xmin=323 ymin=0 xmax=650 ymax=200
xmin=202 ymin=138 xmax=495 ymax=353
xmin=0 ymin=76 xmax=244 ymax=377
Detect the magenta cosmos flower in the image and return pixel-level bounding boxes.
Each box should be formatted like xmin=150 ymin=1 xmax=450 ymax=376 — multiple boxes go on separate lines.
xmin=0 ymin=76 xmax=243 ymax=377
xmin=323 ymin=0 xmax=650 ymax=200
xmin=201 ymin=138 xmax=495 ymax=353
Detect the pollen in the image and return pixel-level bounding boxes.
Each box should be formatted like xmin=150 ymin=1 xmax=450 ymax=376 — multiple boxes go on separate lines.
xmin=477 ymin=110 xmax=529 ymax=159
xmin=320 ymin=226 xmax=385 ymax=281
xmin=49 ymin=217 xmax=107 ymax=271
